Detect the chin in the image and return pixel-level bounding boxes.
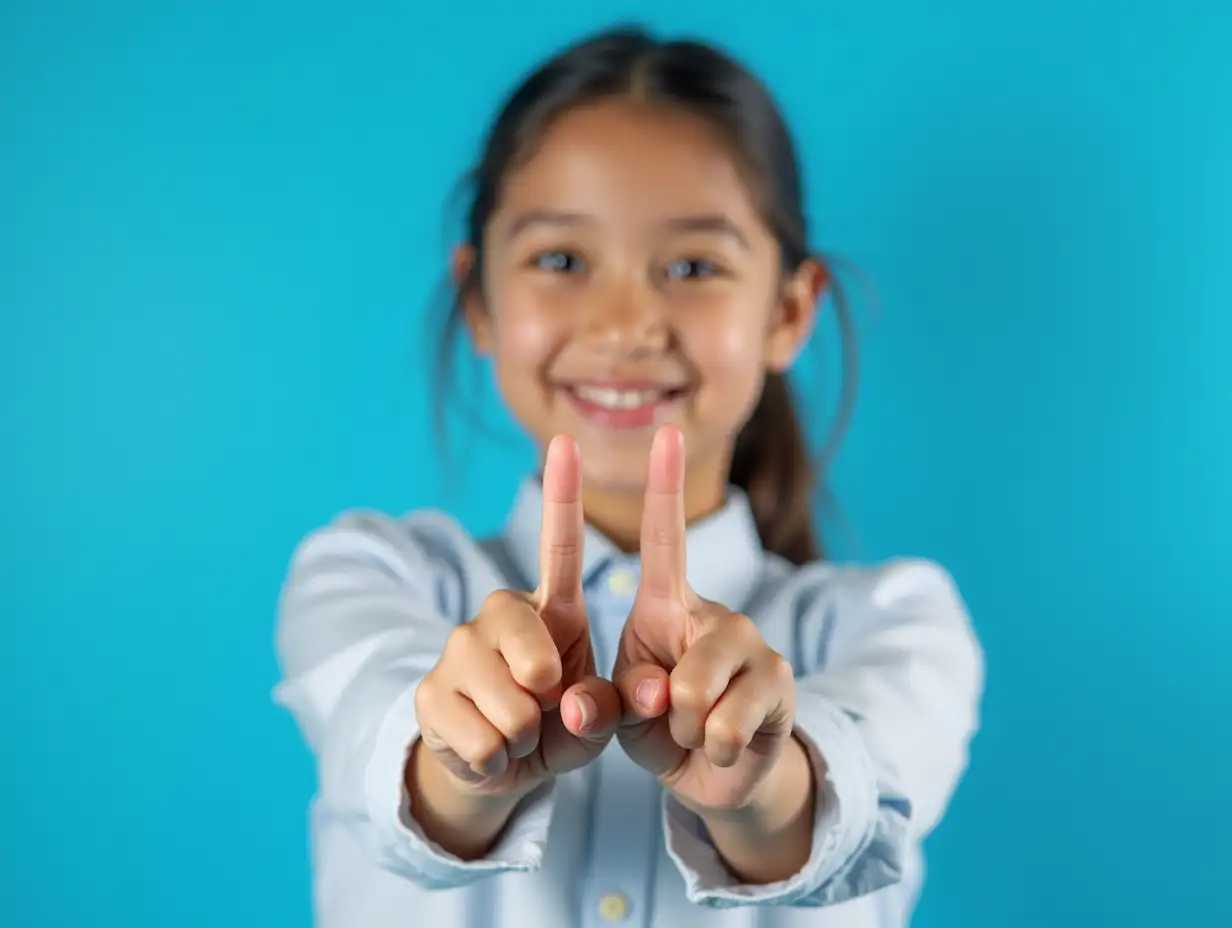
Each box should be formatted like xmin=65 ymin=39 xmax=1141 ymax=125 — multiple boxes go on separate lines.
xmin=577 ymin=446 xmax=654 ymax=496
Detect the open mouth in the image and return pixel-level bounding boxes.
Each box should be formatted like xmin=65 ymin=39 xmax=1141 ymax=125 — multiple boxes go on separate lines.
xmin=560 ymin=382 xmax=691 ymax=429
xmin=567 ymin=384 xmax=688 ymax=410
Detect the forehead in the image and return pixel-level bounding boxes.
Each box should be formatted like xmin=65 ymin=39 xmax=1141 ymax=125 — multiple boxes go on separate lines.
xmin=494 ymin=99 xmax=765 ymax=228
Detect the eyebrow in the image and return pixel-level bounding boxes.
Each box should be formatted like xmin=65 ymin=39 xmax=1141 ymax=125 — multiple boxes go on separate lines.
xmin=504 ymin=210 xmax=595 ymax=241
xmin=503 ymin=210 xmax=750 ymax=249
xmin=660 ymin=215 xmax=750 ymax=250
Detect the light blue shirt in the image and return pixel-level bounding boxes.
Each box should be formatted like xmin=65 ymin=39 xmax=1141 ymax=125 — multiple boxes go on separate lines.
xmin=274 ymin=479 xmax=983 ymax=927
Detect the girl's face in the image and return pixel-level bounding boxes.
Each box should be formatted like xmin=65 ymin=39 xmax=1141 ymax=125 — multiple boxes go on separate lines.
xmin=463 ymin=99 xmax=823 ymax=514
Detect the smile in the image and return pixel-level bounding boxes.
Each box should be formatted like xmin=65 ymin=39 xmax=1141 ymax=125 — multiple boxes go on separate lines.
xmin=561 ymin=382 xmax=690 ymax=429
xmin=571 ymin=385 xmax=681 ymax=409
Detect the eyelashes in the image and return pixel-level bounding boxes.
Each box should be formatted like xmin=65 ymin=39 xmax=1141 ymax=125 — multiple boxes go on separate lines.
xmin=663 ymin=257 xmax=722 ymax=281
xmin=532 ymin=250 xmax=585 ymax=274
xmin=527 ymin=250 xmax=728 ymax=281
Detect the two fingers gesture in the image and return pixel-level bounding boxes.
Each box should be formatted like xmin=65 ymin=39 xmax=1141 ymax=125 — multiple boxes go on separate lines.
xmin=611 ymin=427 xmax=798 ymax=812
xmin=416 ymin=427 xmax=796 ymax=815
xmin=414 ymin=436 xmax=621 ymax=798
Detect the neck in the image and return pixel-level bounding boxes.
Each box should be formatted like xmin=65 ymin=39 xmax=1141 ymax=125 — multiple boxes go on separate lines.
xmin=581 ymin=470 xmax=728 ymax=554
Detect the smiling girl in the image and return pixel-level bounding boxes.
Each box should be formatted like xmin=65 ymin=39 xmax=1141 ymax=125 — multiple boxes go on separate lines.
xmin=275 ymin=25 xmax=983 ymax=928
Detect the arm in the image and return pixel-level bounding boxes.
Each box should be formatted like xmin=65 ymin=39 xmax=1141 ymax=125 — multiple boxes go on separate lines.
xmin=405 ymin=740 xmax=532 ymax=861
xmin=690 ymin=733 xmax=816 ymax=884
xmin=665 ymin=558 xmax=984 ymax=907
xmin=273 ymin=513 xmax=558 ymax=890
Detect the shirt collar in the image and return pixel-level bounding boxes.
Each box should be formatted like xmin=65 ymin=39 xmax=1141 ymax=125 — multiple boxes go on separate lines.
xmin=502 ymin=477 xmax=765 ymax=610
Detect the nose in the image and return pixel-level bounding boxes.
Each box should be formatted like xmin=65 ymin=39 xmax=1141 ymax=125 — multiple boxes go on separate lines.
xmin=579 ymin=277 xmax=670 ymax=356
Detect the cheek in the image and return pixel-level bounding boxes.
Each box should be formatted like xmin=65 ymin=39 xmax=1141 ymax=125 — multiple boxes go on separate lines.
xmin=487 ymin=296 xmax=567 ymax=417
xmin=685 ymin=306 xmax=770 ymax=395
xmin=490 ymin=300 xmax=559 ymax=374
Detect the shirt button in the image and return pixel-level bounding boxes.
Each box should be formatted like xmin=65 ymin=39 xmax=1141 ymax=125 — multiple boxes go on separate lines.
xmin=597 ymin=892 xmax=630 ymax=921
xmin=607 ymin=570 xmax=636 ymax=597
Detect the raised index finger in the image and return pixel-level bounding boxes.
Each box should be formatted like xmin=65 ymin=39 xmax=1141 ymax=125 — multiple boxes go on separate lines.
xmin=537 ymin=433 xmax=585 ymax=611
xmin=639 ymin=425 xmax=689 ymax=602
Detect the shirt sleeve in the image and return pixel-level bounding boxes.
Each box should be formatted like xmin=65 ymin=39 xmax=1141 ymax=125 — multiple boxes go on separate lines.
xmin=272 ymin=511 xmax=558 ymax=891
xmin=664 ymin=558 xmax=984 ymax=908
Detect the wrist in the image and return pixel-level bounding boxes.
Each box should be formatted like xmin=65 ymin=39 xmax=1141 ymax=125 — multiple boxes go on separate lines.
xmin=686 ymin=734 xmax=818 ymax=885
xmin=695 ymin=734 xmax=815 ymax=836
xmin=406 ymin=740 xmax=533 ymax=859
xmin=409 ymin=739 xmax=535 ymax=814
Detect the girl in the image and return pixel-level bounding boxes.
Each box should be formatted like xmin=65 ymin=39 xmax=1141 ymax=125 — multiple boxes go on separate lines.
xmin=275 ymin=25 xmax=983 ymax=928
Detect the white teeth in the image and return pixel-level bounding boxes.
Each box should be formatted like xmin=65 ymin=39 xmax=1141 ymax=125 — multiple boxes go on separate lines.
xmin=573 ymin=386 xmax=669 ymax=409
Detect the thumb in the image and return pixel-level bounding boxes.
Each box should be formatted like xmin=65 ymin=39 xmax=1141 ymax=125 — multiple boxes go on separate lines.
xmin=613 ymin=663 xmax=670 ymax=726
xmin=613 ymin=663 xmax=682 ymax=782
xmin=559 ymin=676 xmax=623 ymax=743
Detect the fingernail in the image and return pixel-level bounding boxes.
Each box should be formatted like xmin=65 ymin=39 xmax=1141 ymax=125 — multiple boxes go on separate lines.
xmin=575 ymin=693 xmax=596 ymax=731
xmin=635 ymin=679 xmax=660 ymax=711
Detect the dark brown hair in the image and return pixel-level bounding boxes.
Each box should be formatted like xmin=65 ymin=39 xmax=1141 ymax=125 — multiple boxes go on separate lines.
xmin=431 ymin=26 xmax=859 ymax=565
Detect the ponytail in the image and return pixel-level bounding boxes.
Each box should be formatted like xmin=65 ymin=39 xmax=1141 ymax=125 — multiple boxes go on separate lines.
xmin=729 ymin=373 xmax=819 ymax=564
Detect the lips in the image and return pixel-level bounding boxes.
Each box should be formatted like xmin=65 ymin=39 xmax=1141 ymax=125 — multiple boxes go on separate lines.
xmin=558 ymin=381 xmax=690 ymax=430
xmin=570 ymin=384 xmax=683 ymax=410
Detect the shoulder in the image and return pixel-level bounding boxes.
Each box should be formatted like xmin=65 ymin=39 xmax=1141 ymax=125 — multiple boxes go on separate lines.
xmin=284 ymin=506 xmax=511 ymax=620
xmin=759 ymin=554 xmax=964 ymax=616
xmin=752 ymin=555 xmax=974 ymax=671
xmin=288 ymin=507 xmax=476 ymax=578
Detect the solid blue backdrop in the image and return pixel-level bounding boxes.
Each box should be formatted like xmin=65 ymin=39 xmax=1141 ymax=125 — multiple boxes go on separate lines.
xmin=2 ymin=2 xmax=1229 ymax=926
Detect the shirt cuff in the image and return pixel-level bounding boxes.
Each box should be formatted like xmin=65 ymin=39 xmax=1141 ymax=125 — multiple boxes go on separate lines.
xmin=663 ymin=692 xmax=880 ymax=908
xmin=363 ymin=679 xmax=557 ymax=889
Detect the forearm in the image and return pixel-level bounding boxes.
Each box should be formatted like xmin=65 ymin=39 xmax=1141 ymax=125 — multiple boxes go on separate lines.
xmin=405 ymin=739 xmax=527 ymax=861
xmin=694 ymin=735 xmax=816 ymax=885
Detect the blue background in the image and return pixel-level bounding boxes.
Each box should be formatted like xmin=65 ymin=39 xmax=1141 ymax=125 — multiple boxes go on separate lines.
xmin=3 ymin=2 xmax=1229 ymax=925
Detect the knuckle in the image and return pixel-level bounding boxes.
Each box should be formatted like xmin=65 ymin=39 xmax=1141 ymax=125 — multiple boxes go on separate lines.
xmin=729 ymin=612 xmax=760 ymax=640
xmin=495 ymin=695 xmax=542 ymax=738
xmin=481 ymin=588 xmax=524 ymax=615
xmin=669 ymin=675 xmax=719 ymax=711
xmin=705 ymin=715 xmax=748 ymax=750
xmin=445 ymin=621 xmax=481 ymax=656
xmin=765 ymin=652 xmax=794 ymax=685
xmin=511 ymin=650 xmax=562 ymax=691
xmin=417 ymin=719 xmax=444 ymax=753
xmin=413 ymin=675 xmax=441 ymax=714
xmin=459 ymin=730 xmax=504 ymax=767
xmin=418 ymin=724 xmax=452 ymax=755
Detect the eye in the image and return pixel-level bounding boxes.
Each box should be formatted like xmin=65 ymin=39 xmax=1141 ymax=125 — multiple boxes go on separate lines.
xmin=531 ymin=250 xmax=585 ymax=274
xmin=664 ymin=257 xmax=722 ymax=281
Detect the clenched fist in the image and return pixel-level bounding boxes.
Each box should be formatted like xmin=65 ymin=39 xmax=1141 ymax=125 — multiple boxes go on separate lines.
xmin=612 ymin=426 xmax=806 ymax=817
xmin=410 ymin=436 xmax=621 ymax=855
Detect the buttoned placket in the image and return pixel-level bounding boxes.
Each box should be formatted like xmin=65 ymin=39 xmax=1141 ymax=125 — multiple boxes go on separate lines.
xmin=578 ymin=558 xmax=658 ymax=928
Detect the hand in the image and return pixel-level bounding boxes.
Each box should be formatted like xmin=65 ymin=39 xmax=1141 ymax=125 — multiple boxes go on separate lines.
xmin=612 ymin=426 xmax=801 ymax=815
xmin=414 ymin=434 xmax=620 ymax=802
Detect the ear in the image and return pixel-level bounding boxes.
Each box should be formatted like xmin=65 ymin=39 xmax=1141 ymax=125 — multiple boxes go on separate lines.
xmin=453 ymin=244 xmax=492 ymax=355
xmin=764 ymin=257 xmax=827 ymax=373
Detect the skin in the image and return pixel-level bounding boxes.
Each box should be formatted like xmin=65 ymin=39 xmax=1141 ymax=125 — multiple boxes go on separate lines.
xmin=460 ymin=98 xmax=825 ymax=549
xmin=612 ymin=426 xmax=818 ymax=885
xmin=411 ymin=98 xmax=828 ymax=884
xmin=410 ymin=436 xmax=622 ymax=860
